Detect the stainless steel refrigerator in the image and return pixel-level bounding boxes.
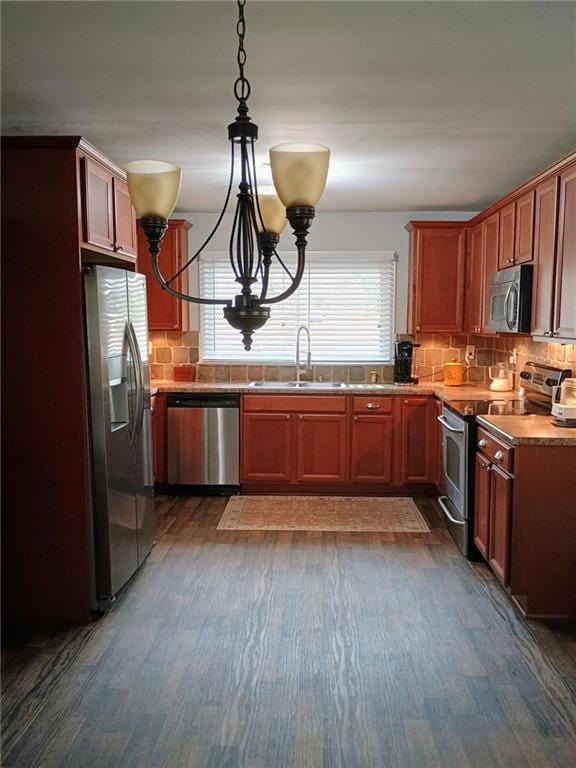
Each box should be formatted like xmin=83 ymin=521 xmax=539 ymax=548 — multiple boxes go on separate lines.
xmin=84 ymin=265 xmax=155 ymax=609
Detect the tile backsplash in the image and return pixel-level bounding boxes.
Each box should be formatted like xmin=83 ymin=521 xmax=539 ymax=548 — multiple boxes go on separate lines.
xmin=150 ymin=330 xmax=574 ymax=387
xmin=149 ymin=331 xmax=394 ymax=384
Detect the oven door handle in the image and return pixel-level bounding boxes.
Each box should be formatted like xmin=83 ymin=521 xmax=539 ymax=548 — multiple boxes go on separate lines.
xmin=437 ymin=414 xmax=465 ymax=434
xmin=438 ymin=496 xmax=466 ymax=526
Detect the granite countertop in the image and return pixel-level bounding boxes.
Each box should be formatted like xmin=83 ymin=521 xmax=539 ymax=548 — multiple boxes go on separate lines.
xmin=151 ymin=380 xmax=519 ymax=402
xmin=476 ymin=415 xmax=576 ymax=446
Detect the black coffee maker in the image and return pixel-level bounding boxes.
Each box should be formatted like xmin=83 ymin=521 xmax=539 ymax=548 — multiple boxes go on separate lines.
xmin=393 ymin=340 xmax=418 ymax=385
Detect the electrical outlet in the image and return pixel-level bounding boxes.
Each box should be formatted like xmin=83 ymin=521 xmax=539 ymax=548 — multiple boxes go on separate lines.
xmin=465 ymin=344 xmax=475 ymax=362
xmin=509 ymin=347 xmax=518 ymax=366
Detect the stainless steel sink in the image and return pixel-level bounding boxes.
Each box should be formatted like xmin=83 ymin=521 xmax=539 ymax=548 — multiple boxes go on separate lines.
xmin=248 ymin=381 xmax=346 ymax=389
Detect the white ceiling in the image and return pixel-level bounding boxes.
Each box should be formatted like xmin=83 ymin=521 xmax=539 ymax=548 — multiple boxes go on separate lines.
xmin=2 ymin=1 xmax=575 ymax=212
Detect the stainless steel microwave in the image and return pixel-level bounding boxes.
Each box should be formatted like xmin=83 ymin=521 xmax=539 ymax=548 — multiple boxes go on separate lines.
xmin=487 ymin=264 xmax=533 ymax=333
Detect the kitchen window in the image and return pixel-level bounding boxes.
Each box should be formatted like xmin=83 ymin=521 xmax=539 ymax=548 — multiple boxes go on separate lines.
xmin=199 ymin=251 xmax=396 ymax=363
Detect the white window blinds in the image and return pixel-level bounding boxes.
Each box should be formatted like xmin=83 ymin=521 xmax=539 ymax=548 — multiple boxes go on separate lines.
xmin=199 ymin=251 xmax=396 ymax=363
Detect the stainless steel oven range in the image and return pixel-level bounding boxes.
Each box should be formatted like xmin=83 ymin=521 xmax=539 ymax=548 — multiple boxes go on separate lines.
xmin=436 ymin=362 xmax=571 ymax=557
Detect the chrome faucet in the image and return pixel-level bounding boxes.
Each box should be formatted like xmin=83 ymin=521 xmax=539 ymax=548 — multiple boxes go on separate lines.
xmin=295 ymin=325 xmax=312 ymax=383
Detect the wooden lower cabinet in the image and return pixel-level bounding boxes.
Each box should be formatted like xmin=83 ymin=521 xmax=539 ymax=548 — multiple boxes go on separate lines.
xmin=296 ymin=414 xmax=347 ymax=483
xmin=488 ymin=465 xmax=512 ymax=585
xmin=241 ymin=412 xmax=292 ymax=482
xmin=400 ymin=397 xmax=436 ymax=484
xmin=351 ymin=414 xmax=394 ymax=483
xmin=474 ymin=452 xmax=491 ymax=559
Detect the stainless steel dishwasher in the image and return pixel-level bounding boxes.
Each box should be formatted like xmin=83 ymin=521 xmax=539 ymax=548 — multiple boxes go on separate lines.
xmin=166 ymin=393 xmax=240 ymax=494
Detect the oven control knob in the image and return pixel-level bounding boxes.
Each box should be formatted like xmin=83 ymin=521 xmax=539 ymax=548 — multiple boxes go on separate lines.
xmin=545 ymin=378 xmax=557 ymax=387
xmin=478 ymin=439 xmax=488 ymax=448
xmin=519 ymin=371 xmax=531 ymax=380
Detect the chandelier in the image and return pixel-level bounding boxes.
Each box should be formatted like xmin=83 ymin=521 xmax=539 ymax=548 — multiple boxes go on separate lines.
xmin=126 ymin=0 xmax=330 ymax=350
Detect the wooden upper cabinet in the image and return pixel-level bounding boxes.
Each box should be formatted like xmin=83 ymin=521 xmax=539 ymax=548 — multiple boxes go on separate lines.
xmin=481 ymin=212 xmax=499 ymax=332
xmin=400 ymin=396 xmax=436 ymax=484
xmin=82 ymin=157 xmax=115 ymax=251
xmin=554 ymin=164 xmax=576 ymax=340
xmin=81 ymin=155 xmax=137 ymax=261
xmin=407 ymin=223 xmax=466 ymax=333
xmin=112 ymin=177 xmax=137 ymax=258
xmin=498 ymin=202 xmax=516 ymax=269
xmin=531 ymin=176 xmax=559 ymax=337
xmin=515 ymin=191 xmax=535 ymax=264
xmin=138 ymin=219 xmax=192 ymax=331
xmin=465 ymin=223 xmax=484 ymax=333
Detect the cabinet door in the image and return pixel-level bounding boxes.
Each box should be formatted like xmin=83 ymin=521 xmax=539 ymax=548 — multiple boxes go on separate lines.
xmin=489 ymin=465 xmax=512 ymax=586
xmin=351 ymin=414 xmax=394 ymax=484
xmin=241 ymin=413 xmax=292 ymax=482
xmin=465 ymin=223 xmax=484 ymax=333
xmin=531 ymin=177 xmax=559 ymax=337
xmin=412 ymin=227 xmax=466 ymax=333
xmin=498 ymin=202 xmax=516 ymax=269
xmin=296 ymin=414 xmax=347 ymax=483
xmin=554 ymin=165 xmax=576 ymax=340
xmin=434 ymin=399 xmax=444 ymax=491
xmin=401 ymin=397 xmax=435 ymax=484
xmin=474 ymin=453 xmax=491 ymax=559
xmin=113 ymin=177 xmax=138 ymax=258
xmin=515 ymin=191 xmax=535 ymax=264
xmin=481 ymin=212 xmax=500 ymax=332
xmin=82 ymin=157 xmax=114 ymax=251
xmin=138 ymin=220 xmax=191 ymax=331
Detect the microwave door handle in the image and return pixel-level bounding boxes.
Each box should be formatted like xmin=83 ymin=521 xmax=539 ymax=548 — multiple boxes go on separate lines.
xmin=504 ymin=284 xmax=514 ymax=330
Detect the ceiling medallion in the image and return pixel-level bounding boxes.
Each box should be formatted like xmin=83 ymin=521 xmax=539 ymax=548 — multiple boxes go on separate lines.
xmin=126 ymin=0 xmax=330 ymax=350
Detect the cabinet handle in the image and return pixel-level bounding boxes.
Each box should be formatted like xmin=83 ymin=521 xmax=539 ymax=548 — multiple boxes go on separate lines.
xmin=116 ymin=244 xmax=124 ymax=252
xmin=285 ymin=414 xmax=290 ymax=420
xmin=506 ymin=258 xmax=514 ymax=264
xmin=494 ymin=450 xmax=504 ymax=461
xmin=416 ymin=326 xmax=421 ymax=332
xmin=484 ymin=462 xmax=492 ymax=472
xmin=366 ymin=402 xmax=380 ymax=410
xmin=354 ymin=416 xmax=358 ymax=421
xmin=478 ymin=438 xmax=488 ymax=448
xmin=299 ymin=415 xmax=303 ymax=420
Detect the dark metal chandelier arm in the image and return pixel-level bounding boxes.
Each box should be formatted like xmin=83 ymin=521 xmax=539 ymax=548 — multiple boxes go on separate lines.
xmin=272 ymin=250 xmax=295 ymax=282
xmin=165 ymin=139 xmax=237 ymax=288
xmin=247 ymin=137 xmax=266 ymax=235
xmin=264 ymin=206 xmax=315 ymax=304
xmin=263 ymin=245 xmax=305 ymax=305
xmin=147 ymin=232 xmax=231 ymax=306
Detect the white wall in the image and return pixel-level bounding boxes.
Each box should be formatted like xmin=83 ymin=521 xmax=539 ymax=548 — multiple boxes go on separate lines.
xmin=179 ymin=210 xmax=477 ymax=333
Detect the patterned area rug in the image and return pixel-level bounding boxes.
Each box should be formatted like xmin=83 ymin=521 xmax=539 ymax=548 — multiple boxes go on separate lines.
xmin=217 ymin=496 xmax=430 ymax=533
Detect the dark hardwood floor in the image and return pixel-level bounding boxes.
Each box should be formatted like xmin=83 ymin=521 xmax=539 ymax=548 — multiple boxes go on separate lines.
xmin=2 ymin=496 xmax=576 ymax=768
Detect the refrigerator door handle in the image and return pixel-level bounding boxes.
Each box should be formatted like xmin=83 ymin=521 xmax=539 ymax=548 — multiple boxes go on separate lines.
xmin=128 ymin=321 xmax=145 ymax=442
xmin=125 ymin=323 xmax=142 ymax=446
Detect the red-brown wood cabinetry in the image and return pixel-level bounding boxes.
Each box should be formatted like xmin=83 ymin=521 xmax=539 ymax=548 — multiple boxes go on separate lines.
xmin=138 ymin=219 xmax=192 ymax=331
xmin=400 ymin=397 xmax=436 ymax=484
xmin=474 ymin=452 xmax=491 ymax=559
xmin=554 ymin=164 xmax=576 ymax=340
xmin=406 ymin=222 xmax=466 ymax=334
xmin=531 ymin=177 xmax=559 ymax=337
xmin=466 ymin=223 xmax=484 ymax=333
xmin=498 ymin=202 xmax=516 ymax=269
xmin=488 ymin=465 xmax=512 ymax=585
xmin=81 ymin=156 xmax=138 ymax=259
xmin=241 ymin=412 xmax=292 ymax=483
xmin=296 ymin=414 xmax=347 ymax=483
xmin=351 ymin=413 xmax=394 ymax=484
xmin=481 ymin=212 xmax=500 ymax=332
xmin=514 ymin=191 xmax=535 ymax=264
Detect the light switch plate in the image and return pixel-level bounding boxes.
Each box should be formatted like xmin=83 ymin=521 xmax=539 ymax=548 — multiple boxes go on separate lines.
xmin=465 ymin=344 xmax=475 ymax=362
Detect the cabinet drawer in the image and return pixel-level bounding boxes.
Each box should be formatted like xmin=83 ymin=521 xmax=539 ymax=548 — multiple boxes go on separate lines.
xmin=242 ymin=395 xmax=347 ymax=413
xmin=352 ymin=396 xmax=393 ymax=414
xmin=477 ymin=427 xmax=513 ymax=473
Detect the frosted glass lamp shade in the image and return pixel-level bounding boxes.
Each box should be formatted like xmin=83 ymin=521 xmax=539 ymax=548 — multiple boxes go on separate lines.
xmin=269 ymin=143 xmax=330 ymax=208
xmin=256 ymin=186 xmax=287 ymax=235
xmin=125 ymin=160 xmax=182 ymax=218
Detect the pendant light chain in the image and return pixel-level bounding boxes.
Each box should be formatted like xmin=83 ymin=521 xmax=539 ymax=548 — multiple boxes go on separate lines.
xmin=234 ymin=0 xmax=251 ymax=111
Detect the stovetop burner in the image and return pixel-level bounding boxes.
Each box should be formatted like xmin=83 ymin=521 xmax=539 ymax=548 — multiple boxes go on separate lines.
xmin=446 ymin=399 xmax=547 ymax=418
